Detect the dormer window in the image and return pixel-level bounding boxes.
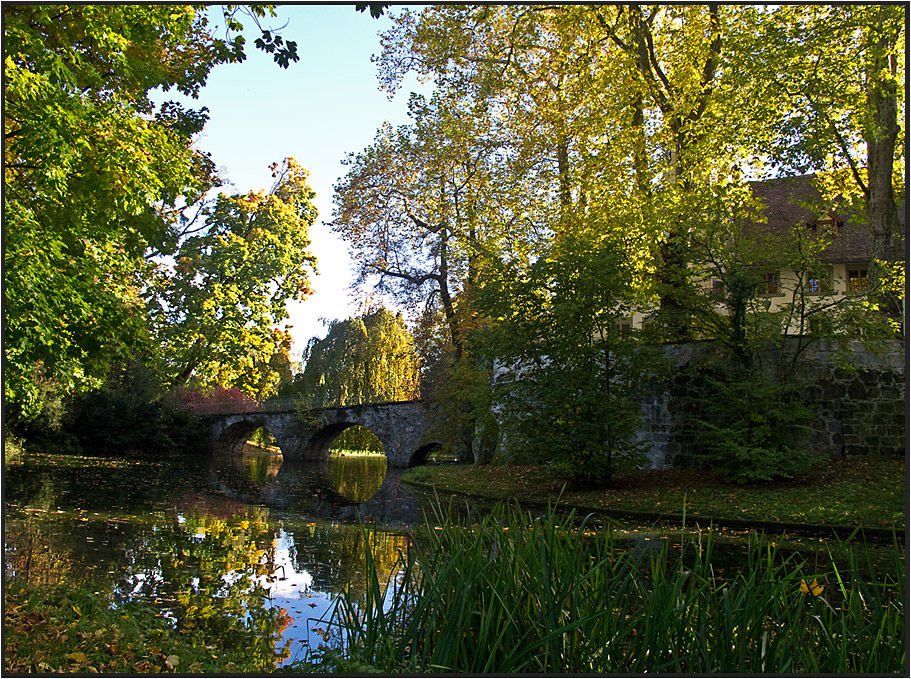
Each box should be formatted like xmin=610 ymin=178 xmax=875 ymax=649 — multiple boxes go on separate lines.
xmin=808 ymin=212 xmax=843 ymax=236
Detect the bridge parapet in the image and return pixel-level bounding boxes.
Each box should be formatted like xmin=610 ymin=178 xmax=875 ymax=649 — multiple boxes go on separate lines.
xmin=181 ymin=397 xmax=425 ymax=417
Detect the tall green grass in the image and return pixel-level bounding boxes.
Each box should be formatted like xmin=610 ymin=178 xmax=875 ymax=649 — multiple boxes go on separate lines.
xmin=310 ymin=502 xmax=905 ymax=674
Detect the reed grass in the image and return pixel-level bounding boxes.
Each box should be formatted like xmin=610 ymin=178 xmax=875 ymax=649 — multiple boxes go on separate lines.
xmin=311 ymin=502 xmax=905 ymax=674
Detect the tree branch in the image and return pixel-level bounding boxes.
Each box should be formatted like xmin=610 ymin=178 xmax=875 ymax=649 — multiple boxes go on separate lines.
xmin=690 ymin=4 xmax=722 ymax=123
xmin=378 ymin=267 xmax=442 ymax=287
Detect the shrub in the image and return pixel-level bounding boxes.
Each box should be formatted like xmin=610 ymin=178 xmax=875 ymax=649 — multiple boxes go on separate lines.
xmin=689 ymin=361 xmax=814 ymax=483
xmin=61 ymin=361 xmax=208 ymax=456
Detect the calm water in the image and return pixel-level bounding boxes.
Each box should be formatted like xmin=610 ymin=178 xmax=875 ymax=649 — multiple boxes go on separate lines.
xmin=3 ymin=448 xmax=890 ymax=668
xmin=3 ymin=449 xmax=426 ymax=666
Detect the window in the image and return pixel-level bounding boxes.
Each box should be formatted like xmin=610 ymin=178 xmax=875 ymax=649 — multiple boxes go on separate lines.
xmin=710 ymin=278 xmax=725 ymax=299
xmin=806 ymin=267 xmax=832 ymax=295
xmin=808 ymin=213 xmax=843 ymax=237
xmin=758 ymin=271 xmax=780 ymax=296
xmin=847 ymin=267 xmax=868 ymax=293
xmin=617 ymin=317 xmax=633 ymax=338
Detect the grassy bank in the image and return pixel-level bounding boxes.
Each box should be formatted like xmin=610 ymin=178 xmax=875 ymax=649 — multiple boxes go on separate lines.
xmin=303 ymin=502 xmax=905 ymax=674
xmin=403 ymin=457 xmax=906 ymax=529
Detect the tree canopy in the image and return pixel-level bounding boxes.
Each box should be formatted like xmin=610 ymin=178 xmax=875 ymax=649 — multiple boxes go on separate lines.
xmin=148 ymin=158 xmax=317 ymax=397
xmin=3 ymin=4 xmax=303 ymax=418
xmin=331 ymin=4 xmax=906 ymax=471
xmin=295 ymin=308 xmax=420 ymax=407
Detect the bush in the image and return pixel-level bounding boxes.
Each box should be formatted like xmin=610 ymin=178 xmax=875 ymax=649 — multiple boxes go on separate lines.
xmin=478 ymin=225 xmax=656 ymax=487
xmin=689 ymin=362 xmax=814 ymax=483
xmin=61 ymin=361 xmax=208 ymax=456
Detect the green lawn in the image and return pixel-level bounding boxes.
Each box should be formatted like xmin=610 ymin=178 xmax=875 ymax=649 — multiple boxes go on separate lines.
xmin=404 ymin=456 xmax=906 ymax=529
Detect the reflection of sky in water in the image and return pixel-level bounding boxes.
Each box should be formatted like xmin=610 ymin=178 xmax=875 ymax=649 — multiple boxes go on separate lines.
xmin=265 ymin=530 xmax=336 ymax=666
xmin=3 ymin=455 xmax=419 ymax=668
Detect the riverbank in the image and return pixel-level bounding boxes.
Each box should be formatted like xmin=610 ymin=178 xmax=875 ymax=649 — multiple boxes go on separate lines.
xmin=403 ymin=456 xmax=906 ymax=536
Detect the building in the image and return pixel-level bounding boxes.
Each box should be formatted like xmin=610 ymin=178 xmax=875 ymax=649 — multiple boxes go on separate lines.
xmin=622 ymin=173 xmax=905 ymax=335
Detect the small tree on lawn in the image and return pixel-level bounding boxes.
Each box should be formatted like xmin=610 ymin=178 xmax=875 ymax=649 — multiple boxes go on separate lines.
xmin=477 ymin=221 xmax=652 ymax=489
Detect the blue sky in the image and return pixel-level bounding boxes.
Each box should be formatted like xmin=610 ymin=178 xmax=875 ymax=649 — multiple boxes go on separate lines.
xmin=157 ymin=5 xmax=427 ymax=357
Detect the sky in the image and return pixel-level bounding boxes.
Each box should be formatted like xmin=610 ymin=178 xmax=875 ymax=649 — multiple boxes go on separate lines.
xmin=155 ymin=5 xmax=428 ymax=357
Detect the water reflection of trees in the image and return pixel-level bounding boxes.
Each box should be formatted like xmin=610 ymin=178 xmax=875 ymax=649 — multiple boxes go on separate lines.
xmin=290 ymin=524 xmax=409 ymax=605
xmin=5 ymin=478 xmax=412 ymax=670
xmin=327 ymin=455 xmax=387 ymax=503
xmin=4 ymin=454 xmax=422 ymax=668
xmin=242 ymin=447 xmax=283 ymax=485
xmin=5 ymin=495 xmax=295 ymax=670
xmin=118 ymin=504 xmax=292 ymax=669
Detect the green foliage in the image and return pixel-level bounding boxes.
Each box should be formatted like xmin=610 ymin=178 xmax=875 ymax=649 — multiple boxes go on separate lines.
xmin=478 ymin=224 xmax=652 ymax=487
xmin=688 ymin=360 xmax=814 ymax=484
xmin=3 ymin=5 xmax=304 ymax=420
xmin=330 ymin=425 xmax=384 ymax=453
xmin=62 ymin=361 xmax=207 ymax=457
xmin=421 ymin=352 xmax=498 ymax=464
xmin=3 ymin=4 xmax=213 ymax=419
xmin=320 ymin=502 xmax=905 ymax=673
xmin=149 ymin=159 xmax=317 ymax=398
xmin=295 ymin=308 xmax=419 ymax=406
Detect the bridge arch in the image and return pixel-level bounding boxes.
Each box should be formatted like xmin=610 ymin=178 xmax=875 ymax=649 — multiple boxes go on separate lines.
xmin=209 ymin=412 xmax=302 ymax=463
xmin=408 ymin=442 xmax=445 ymax=467
xmin=207 ymin=401 xmax=442 ymax=468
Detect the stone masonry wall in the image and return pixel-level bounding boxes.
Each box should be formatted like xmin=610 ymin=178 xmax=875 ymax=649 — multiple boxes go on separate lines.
xmin=637 ymin=340 xmax=905 ymax=469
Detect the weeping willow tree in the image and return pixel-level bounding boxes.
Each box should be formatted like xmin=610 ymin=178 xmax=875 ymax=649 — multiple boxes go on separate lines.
xmin=294 ymin=308 xmax=419 ymax=406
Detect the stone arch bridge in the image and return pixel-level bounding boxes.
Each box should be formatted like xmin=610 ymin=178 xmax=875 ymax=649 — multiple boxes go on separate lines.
xmin=206 ymin=400 xmax=443 ymax=468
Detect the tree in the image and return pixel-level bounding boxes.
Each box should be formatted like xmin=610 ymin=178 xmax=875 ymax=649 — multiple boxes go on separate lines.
xmin=332 ymin=92 xmax=527 ymax=360
xmin=148 ymin=159 xmax=317 ymax=398
xmin=476 ymin=220 xmax=651 ymax=488
xmin=295 ymin=308 xmax=420 ymax=407
xmin=3 ymin=4 xmax=299 ymax=420
xmin=375 ymin=5 xmax=752 ymax=341
xmin=742 ymin=5 xmax=905 ymax=321
xmin=362 ymin=5 xmax=753 ymax=460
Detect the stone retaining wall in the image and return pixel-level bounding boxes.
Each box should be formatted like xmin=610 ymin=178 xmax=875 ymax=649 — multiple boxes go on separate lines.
xmin=638 ymin=340 xmax=905 ymax=469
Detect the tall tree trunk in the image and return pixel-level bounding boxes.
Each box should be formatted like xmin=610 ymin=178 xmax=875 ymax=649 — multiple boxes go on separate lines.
xmin=865 ymin=10 xmax=902 ymax=320
xmin=437 ymin=228 xmax=462 ymax=358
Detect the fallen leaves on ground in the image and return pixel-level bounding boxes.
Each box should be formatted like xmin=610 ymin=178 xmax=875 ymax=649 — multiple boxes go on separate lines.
xmin=404 ymin=457 xmax=905 ymax=529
